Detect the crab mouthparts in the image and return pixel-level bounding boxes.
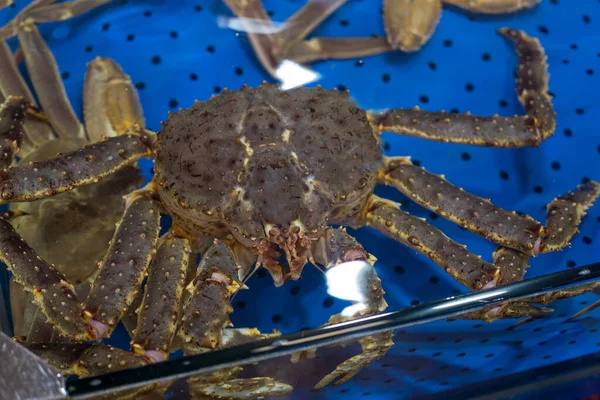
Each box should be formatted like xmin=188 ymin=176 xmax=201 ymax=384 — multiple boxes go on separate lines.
xmin=264 ymin=225 xmax=313 ymax=283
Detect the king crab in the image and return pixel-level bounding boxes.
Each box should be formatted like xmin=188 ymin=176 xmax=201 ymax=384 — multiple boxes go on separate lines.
xmin=0 ymin=1 xmax=599 ymax=396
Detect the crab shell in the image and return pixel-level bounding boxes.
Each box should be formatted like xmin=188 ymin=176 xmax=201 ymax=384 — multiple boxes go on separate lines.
xmin=155 ymin=84 xmax=382 ymax=251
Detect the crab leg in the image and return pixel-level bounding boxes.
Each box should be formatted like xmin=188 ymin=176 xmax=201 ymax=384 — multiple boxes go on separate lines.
xmin=383 ymin=0 xmax=442 ymax=52
xmin=189 ymin=377 xmax=293 ymax=399
xmin=498 ymin=27 xmax=555 ymax=140
xmin=370 ymin=28 xmax=554 ymax=147
xmin=444 ymin=0 xmax=540 ymax=14
xmin=131 ymin=235 xmax=190 ymax=363
xmin=84 ymin=57 xmax=145 ymax=143
xmin=83 ymin=188 xmax=161 ymax=339
xmin=283 ymin=37 xmax=393 ymax=64
xmin=0 ymin=217 xmax=95 ymax=340
xmin=179 ymin=239 xmax=241 ymax=351
xmin=25 ymin=0 xmax=113 ymax=23
xmin=23 ymin=343 xmax=150 ymax=376
xmin=311 ymin=227 xmax=393 ymax=389
xmin=0 ymin=129 xmax=154 ymax=204
xmin=221 ymin=0 xmax=279 ymax=77
xmin=0 ymin=41 xmax=55 ymax=150
xmin=361 ymin=195 xmax=499 ymax=290
xmin=379 ymin=157 xmax=543 ymax=255
xmin=273 ymin=0 xmax=349 ymax=55
xmin=0 ymin=0 xmax=55 ymax=40
xmin=0 ymin=0 xmax=14 ymax=10
xmin=18 ymin=19 xmax=85 ymax=139
xmin=0 ymin=96 xmax=27 ymax=169
xmin=541 ymin=181 xmax=600 ymax=253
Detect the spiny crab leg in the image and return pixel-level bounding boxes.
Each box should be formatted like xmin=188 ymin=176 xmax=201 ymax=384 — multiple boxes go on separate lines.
xmin=0 ymin=128 xmax=155 ymax=204
xmin=499 ymin=27 xmax=555 ymax=140
xmin=84 ymin=57 xmax=145 ymax=143
xmin=383 ymin=0 xmax=443 ymax=52
xmin=361 ymin=195 xmax=499 ymax=290
xmin=0 ymin=40 xmax=56 ymax=151
xmin=379 ymin=157 xmax=543 ymax=255
xmin=131 ymin=234 xmax=190 ymax=363
xmin=0 ymin=216 xmax=95 ymax=341
xmin=83 ymin=187 xmax=161 ymax=339
xmin=541 ymin=181 xmax=600 ymax=253
xmin=369 ymin=28 xmax=555 ymax=147
xmin=444 ymin=0 xmax=541 ymax=14
xmin=17 ymin=18 xmax=85 ymax=139
xmin=0 ymin=96 xmax=27 ymax=169
xmin=179 ymin=239 xmax=241 ymax=352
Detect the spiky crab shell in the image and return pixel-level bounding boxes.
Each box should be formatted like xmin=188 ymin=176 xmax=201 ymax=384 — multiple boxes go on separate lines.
xmin=155 ymin=84 xmax=382 ymax=248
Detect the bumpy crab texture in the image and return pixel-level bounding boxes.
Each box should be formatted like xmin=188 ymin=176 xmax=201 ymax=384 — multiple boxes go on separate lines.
xmin=156 ymin=84 xmax=381 ymax=279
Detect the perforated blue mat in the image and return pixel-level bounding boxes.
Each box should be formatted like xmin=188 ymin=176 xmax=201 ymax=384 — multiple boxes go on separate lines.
xmin=1 ymin=0 xmax=600 ymax=399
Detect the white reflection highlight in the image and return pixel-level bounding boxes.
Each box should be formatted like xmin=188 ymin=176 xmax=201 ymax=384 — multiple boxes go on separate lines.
xmin=430 ymin=289 xmax=509 ymax=310
xmin=216 ymin=16 xmax=285 ymax=34
xmin=341 ymin=303 xmax=368 ymax=317
xmin=275 ymin=60 xmax=321 ymax=90
xmin=326 ymin=260 xmax=370 ymax=302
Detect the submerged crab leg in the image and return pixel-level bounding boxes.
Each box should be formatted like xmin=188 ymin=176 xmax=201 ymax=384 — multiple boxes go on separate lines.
xmin=22 ymin=343 xmax=150 ymax=377
xmin=84 ymin=189 xmax=161 ymax=339
xmin=0 ymin=96 xmax=27 ymax=169
xmin=0 ymin=130 xmax=154 ymax=204
xmin=311 ymin=227 xmax=393 ymax=389
xmin=179 ymin=240 xmax=242 ymax=352
xmin=444 ymin=0 xmax=540 ymax=14
xmin=0 ymin=41 xmax=55 ymax=150
xmin=190 ymin=377 xmax=293 ymax=399
xmin=17 ymin=19 xmax=85 ymax=139
xmin=0 ymin=218 xmax=95 ymax=340
xmin=383 ymin=0 xmax=443 ymax=52
xmin=379 ymin=157 xmax=543 ymax=255
xmin=221 ymin=0 xmax=278 ymax=77
xmin=370 ymin=28 xmax=554 ymax=147
xmin=84 ymin=57 xmax=145 ymax=143
xmin=283 ymin=37 xmax=393 ymax=64
xmin=361 ymin=195 xmax=499 ymax=290
xmin=131 ymin=235 xmax=190 ymax=363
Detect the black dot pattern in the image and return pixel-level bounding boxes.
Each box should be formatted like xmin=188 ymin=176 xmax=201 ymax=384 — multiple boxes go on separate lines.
xmin=1 ymin=1 xmax=599 ymax=399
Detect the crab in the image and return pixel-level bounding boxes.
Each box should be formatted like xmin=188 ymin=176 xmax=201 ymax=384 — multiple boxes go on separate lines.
xmin=222 ymin=0 xmax=542 ymax=77
xmin=0 ymin=9 xmax=598 ymax=394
